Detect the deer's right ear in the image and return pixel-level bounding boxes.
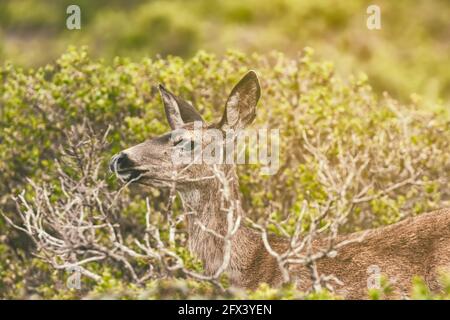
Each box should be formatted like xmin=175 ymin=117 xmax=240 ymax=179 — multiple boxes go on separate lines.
xmin=219 ymin=71 xmax=261 ymax=131
xmin=159 ymin=85 xmax=204 ymax=129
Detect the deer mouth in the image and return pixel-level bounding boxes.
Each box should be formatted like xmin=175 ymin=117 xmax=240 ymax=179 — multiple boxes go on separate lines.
xmin=109 ymin=154 xmax=173 ymax=186
xmin=109 ymin=153 xmax=147 ymax=183
xmin=114 ymin=169 xmax=148 ymax=183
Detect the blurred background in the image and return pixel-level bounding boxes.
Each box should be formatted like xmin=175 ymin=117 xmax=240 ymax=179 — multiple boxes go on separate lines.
xmin=0 ymin=0 xmax=449 ymax=106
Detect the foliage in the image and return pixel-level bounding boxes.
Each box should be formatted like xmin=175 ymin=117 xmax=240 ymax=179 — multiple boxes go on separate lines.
xmin=0 ymin=48 xmax=449 ymax=299
xmin=0 ymin=0 xmax=449 ymax=106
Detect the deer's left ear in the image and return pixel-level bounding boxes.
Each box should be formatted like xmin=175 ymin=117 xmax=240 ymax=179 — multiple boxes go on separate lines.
xmin=219 ymin=71 xmax=261 ymax=130
xmin=159 ymin=85 xmax=204 ymax=129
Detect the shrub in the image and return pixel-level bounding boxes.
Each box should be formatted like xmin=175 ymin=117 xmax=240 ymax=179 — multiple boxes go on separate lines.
xmin=1 ymin=0 xmax=449 ymax=106
xmin=0 ymin=47 xmax=449 ymax=299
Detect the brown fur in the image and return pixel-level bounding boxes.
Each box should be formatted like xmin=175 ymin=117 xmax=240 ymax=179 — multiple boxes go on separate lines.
xmin=178 ymin=178 xmax=450 ymax=299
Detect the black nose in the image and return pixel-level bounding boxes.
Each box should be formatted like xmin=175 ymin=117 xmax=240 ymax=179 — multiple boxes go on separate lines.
xmin=109 ymin=152 xmax=134 ymax=172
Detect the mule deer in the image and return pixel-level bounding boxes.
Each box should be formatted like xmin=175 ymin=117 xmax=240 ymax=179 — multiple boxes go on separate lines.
xmin=110 ymin=71 xmax=450 ymax=299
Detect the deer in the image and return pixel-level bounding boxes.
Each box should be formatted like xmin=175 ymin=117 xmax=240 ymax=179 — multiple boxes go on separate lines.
xmin=110 ymin=71 xmax=450 ymax=299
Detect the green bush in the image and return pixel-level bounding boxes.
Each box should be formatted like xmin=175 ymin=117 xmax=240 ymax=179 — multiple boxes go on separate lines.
xmin=1 ymin=0 xmax=449 ymax=106
xmin=0 ymin=47 xmax=449 ymax=299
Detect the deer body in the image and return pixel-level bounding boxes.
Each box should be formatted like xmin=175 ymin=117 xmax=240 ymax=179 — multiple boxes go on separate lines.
xmin=179 ymin=174 xmax=450 ymax=299
xmin=111 ymin=71 xmax=450 ymax=299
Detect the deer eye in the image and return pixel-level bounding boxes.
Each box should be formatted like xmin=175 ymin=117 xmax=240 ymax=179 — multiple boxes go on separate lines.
xmin=173 ymin=138 xmax=184 ymax=146
xmin=173 ymin=138 xmax=198 ymax=151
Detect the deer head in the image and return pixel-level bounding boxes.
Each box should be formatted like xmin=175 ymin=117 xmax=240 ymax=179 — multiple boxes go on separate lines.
xmin=109 ymin=71 xmax=261 ymax=190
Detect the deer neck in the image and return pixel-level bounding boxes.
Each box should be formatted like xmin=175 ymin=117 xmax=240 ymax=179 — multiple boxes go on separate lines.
xmin=177 ymin=173 xmax=258 ymax=279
